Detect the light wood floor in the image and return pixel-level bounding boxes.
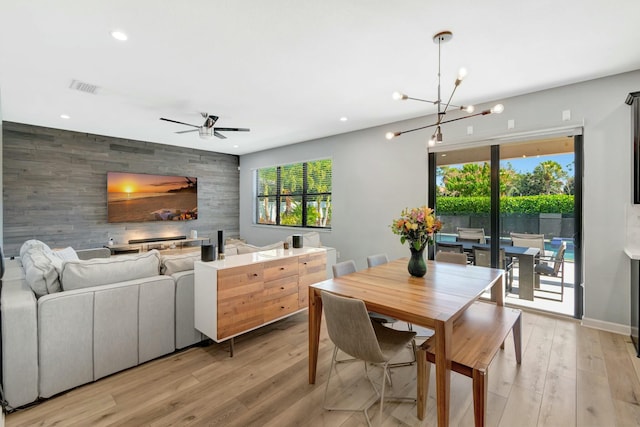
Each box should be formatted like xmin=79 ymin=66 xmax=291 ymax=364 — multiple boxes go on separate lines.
xmin=6 ymin=309 xmax=640 ymax=427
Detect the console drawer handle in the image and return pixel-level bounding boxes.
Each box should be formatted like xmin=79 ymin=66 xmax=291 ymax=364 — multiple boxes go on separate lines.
xmin=279 ymin=267 xmax=285 ymax=270
xmin=280 ymin=286 xmax=285 ymax=290
xmin=253 ymin=273 xmax=258 ymax=277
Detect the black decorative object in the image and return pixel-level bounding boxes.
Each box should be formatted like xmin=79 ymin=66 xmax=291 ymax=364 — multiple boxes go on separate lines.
xmin=292 ymin=234 xmax=303 ymax=248
xmin=408 ymin=247 xmax=427 ymax=277
xmin=217 ymin=230 xmax=225 ymax=259
xmin=201 ymin=244 xmax=215 ymax=262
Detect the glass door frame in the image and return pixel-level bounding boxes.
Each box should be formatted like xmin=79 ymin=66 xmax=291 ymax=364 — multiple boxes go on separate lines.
xmin=428 ymin=136 xmax=583 ymax=319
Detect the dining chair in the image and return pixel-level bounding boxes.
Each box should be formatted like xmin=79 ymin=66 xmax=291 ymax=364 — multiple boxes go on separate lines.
xmin=366 ymin=253 xmax=389 ymax=268
xmin=332 ymin=260 xmax=357 ymax=278
xmin=435 ymin=250 xmax=468 ymax=265
xmin=457 ymin=227 xmax=487 ymax=244
xmin=534 ymin=241 xmax=566 ymax=301
xmin=321 ymin=291 xmax=416 ymax=426
xmin=472 ymin=246 xmax=514 ymax=290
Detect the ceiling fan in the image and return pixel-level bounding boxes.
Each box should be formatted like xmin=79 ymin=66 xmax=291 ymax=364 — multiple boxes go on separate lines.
xmin=160 ymin=113 xmax=250 ymax=139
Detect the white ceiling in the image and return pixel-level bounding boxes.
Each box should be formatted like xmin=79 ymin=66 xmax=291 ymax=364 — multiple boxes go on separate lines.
xmin=1 ymin=0 xmax=639 ymax=156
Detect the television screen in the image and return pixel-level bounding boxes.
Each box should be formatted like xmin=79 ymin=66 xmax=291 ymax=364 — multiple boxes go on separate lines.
xmin=107 ymin=172 xmax=197 ymax=223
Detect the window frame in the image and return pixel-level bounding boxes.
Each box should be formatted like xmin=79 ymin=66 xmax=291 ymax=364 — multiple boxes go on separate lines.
xmin=255 ymin=159 xmax=332 ymax=229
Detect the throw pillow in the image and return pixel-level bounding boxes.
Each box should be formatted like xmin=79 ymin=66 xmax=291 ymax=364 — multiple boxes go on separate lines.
xmin=20 ymin=239 xmax=53 ymax=258
xmin=22 ymin=248 xmax=61 ymax=297
xmin=60 ymin=250 xmax=162 ymax=291
xmin=161 ymin=251 xmax=201 ymax=276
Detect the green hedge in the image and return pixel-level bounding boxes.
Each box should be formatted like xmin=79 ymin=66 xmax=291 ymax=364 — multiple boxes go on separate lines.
xmin=436 ymin=195 xmax=574 ymax=214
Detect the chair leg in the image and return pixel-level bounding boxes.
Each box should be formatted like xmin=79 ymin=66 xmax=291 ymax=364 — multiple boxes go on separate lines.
xmin=323 ymin=346 xmax=339 ymax=409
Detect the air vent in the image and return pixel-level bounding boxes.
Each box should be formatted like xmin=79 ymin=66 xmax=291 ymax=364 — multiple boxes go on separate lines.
xmin=68 ymin=79 xmax=100 ymax=94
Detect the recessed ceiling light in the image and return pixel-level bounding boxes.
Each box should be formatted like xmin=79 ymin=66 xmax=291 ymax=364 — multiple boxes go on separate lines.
xmin=340 ymin=117 xmax=348 ymax=122
xmin=233 ymin=145 xmax=239 ymax=148
xmin=441 ymin=154 xmax=447 ymax=157
xmin=110 ymin=30 xmax=128 ymax=41
xmin=60 ymin=114 xmax=70 ymax=119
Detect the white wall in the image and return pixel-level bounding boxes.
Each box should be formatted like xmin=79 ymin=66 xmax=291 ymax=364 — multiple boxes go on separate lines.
xmin=240 ymin=69 xmax=640 ymax=330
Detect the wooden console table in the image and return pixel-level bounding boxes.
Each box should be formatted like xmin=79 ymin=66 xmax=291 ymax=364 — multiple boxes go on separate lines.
xmin=194 ymin=247 xmax=327 ymax=354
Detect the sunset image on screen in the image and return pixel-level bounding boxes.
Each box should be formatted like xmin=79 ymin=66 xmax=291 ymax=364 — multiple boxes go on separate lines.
xmin=107 ymin=172 xmax=198 ymax=223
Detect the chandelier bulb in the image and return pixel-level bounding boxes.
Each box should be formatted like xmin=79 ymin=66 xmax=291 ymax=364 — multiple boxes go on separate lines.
xmin=385 ymin=131 xmax=400 ymax=140
xmin=392 ymin=91 xmax=407 ymax=101
xmin=491 ymin=104 xmax=505 ymax=114
xmin=463 ymin=105 xmax=475 ymax=113
xmin=428 ymin=137 xmax=436 ymax=147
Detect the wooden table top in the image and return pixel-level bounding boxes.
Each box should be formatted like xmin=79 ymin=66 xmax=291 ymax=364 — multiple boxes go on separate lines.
xmin=310 ymin=258 xmax=504 ymax=329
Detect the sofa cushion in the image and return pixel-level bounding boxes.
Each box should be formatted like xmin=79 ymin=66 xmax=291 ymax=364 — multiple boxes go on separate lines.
xmin=161 ymin=251 xmax=201 ymax=276
xmin=22 ymin=249 xmax=61 ymax=297
xmin=236 ymin=243 xmax=260 ymax=254
xmin=60 ymin=250 xmax=161 ymax=291
xmin=224 ymin=244 xmax=239 ymax=256
xmin=286 ymin=232 xmax=322 ymax=248
xmin=236 ymin=241 xmax=284 ymax=254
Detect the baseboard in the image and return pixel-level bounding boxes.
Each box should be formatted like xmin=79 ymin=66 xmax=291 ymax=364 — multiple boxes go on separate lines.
xmin=581 ymin=316 xmax=630 ymax=335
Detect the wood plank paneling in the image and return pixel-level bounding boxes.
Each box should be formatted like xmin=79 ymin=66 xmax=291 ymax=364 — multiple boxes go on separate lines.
xmin=2 ymin=122 xmax=240 ymax=256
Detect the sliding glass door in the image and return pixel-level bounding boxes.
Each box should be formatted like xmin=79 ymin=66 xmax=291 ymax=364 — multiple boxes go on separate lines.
xmin=430 ymin=137 xmax=581 ymax=318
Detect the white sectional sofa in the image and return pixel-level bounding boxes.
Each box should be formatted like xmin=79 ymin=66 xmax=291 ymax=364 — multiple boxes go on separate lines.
xmin=0 ymin=233 xmax=336 ymax=409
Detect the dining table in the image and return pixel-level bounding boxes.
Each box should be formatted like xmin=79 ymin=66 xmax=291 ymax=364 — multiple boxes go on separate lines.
xmin=308 ymin=258 xmax=504 ymax=426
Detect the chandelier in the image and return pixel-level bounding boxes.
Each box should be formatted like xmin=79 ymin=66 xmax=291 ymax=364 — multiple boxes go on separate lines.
xmin=385 ymin=31 xmax=504 ymax=146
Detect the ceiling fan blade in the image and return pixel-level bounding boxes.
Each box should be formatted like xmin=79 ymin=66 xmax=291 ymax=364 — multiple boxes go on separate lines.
xmin=175 ymin=129 xmax=199 ymax=134
xmin=214 ymin=131 xmax=227 ymax=139
xmin=214 ymin=127 xmax=250 ymax=132
xmin=160 ymin=117 xmax=199 ymax=128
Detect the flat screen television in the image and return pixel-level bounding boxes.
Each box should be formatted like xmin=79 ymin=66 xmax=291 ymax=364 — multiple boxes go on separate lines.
xmin=107 ymin=172 xmax=197 ymax=223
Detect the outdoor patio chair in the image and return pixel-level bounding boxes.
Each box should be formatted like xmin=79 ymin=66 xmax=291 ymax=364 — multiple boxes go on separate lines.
xmin=436 ymin=241 xmax=465 ymax=253
xmin=510 ymin=232 xmax=546 ymax=256
xmin=534 ymin=241 xmax=566 ymax=301
xmin=321 ymin=291 xmax=416 ymax=426
xmin=457 ymin=227 xmax=487 ymax=244
xmin=472 ymin=245 xmax=514 ymax=290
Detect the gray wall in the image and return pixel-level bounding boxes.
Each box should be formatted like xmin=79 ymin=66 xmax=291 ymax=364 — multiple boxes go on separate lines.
xmin=240 ymin=69 xmax=640 ymax=331
xmin=2 ymin=122 xmax=239 ymax=257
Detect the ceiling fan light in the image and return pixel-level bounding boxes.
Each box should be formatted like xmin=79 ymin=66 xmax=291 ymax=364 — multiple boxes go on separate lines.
xmin=199 ymin=127 xmax=214 ymax=139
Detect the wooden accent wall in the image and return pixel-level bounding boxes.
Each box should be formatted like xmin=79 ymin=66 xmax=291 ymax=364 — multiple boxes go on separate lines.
xmin=2 ymin=122 xmax=240 ymax=256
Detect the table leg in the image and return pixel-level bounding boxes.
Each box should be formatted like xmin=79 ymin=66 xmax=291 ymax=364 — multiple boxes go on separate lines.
xmin=308 ymin=287 xmax=323 ymax=384
xmin=518 ymin=254 xmax=535 ymax=301
xmin=491 ymin=273 xmax=505 ymax=306
xmin=434 ymin=318 xmax=452 ymax=427
xmin=417 ymin=346 xmax=427 ymax=420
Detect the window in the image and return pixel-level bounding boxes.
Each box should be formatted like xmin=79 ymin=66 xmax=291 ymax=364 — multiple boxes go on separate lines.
xmin=256 ymin=159 xmax=332 ymax=228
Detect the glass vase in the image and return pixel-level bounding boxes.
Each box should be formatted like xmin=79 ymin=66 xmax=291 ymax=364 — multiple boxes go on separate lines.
xmin=408 ymin=246 xmax=427 ymax=277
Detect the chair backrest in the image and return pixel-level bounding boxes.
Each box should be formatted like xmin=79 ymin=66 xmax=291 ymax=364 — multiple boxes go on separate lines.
xmin=552 ymin=242 xmax=566 ymax=274
xmin=332 ymin=260 xmax=357 ymax=278
xmin=510 ymin=232 xmax=545 ymax=254
xmin=472 ymin=246 xmax=506 ymax=269
xmin=436 ymin=242 xmax=464 ymax=253
xmin=366 ymin=253 xmax=389 ymax=268
xmin=435 ymin=251 xmax=468 ymax=265
xmin=457 ymin=227 xmax=486 ymax=244
xmin=321 ymin=291 xmax=386 ymax=363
